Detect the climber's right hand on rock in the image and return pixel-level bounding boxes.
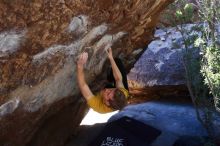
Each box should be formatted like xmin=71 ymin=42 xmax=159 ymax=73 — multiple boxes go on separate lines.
xmin=77 ymin=52 xmax=88 ymax=68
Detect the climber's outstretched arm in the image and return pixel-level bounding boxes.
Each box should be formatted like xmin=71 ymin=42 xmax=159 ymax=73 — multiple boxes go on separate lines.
xmin=106 ymin=48 xmax=124 ymax=88
xmin=77 ymin=52 xmax=94 ymax=100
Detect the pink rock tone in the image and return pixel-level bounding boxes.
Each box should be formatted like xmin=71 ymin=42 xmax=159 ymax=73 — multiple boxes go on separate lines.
xmin=0 ymin=0 xmax=174 ymax=146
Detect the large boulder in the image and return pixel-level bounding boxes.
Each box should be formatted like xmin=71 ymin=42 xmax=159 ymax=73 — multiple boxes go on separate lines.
xmin=109 ymin=101 xmax=220 ymax=146
xmin=127 ymin=25 xmax=199 ymax=101
xmin=0 ymin=0 xmax=173 ymax=146
xmin=66 ymin=101 xmax=220 ymax=146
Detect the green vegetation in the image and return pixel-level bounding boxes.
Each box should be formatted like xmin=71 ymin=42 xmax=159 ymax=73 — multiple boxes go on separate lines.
xmin=195 ymin=0 xmax=220 ymax=113
xmin=164 ymin=0 xmax=220 ymax=144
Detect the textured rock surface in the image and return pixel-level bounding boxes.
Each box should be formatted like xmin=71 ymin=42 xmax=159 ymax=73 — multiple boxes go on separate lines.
xmin=127 ymin=25 xmax=200 ymax=101
xmin=0 ymin=0 xmax=173 ymax=146
xmin=110 ymin=102 xmax=220 ymax=146
xmin=66 ymin=101 xmax=220 ymax=146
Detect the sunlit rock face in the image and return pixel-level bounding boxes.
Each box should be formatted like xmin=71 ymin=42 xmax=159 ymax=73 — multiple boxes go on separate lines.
xmin=0 ymin=0 xmax=173 ymax=146
xmin=127 ymin=25 xmax=200 ymax=101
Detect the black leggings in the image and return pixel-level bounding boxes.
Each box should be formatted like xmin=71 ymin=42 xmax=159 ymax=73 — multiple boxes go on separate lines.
xmin=105 ymin=58 xmax=129 ymax=90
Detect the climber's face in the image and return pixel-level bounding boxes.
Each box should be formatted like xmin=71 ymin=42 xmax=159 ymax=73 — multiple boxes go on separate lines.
xmin=101 ymin=88 xmax=116 ymax=106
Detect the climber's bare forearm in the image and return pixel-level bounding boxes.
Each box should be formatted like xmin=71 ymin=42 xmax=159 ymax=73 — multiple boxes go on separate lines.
xmin=108 ymin=57 xmax=124 ymax=88
xmin=77 ymin=66 xmax=94 ymax=100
